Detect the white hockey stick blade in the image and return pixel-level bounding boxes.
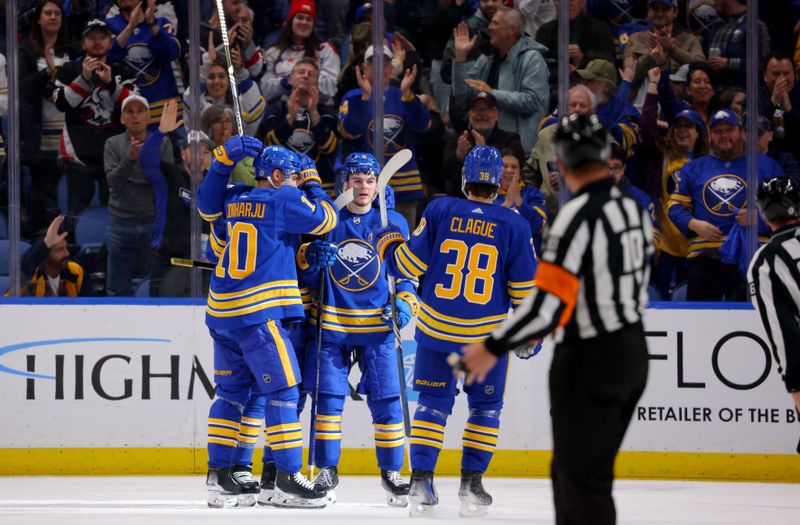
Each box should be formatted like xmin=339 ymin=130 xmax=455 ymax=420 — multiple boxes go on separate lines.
xmin=333 ymin=187 xmax=356 ymax=211
xmin=377 ymin=149 xmax=413 ymax=227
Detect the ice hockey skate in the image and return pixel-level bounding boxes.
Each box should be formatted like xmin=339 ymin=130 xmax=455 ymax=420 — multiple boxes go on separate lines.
xmin=380 ymin=469 xmax=409 ymax=507
xmin=458 ymin=469 xmax=492 ymax=517
xmin=408 ymin=469 xmax=438 ymax=517
xmin=312 ymin=466 xmax=339 ymax=504
xmin=206 ymin=468 xmax=244 ymax=508
xmin=257 ymin=461 xmax=276 ymax=506
xmin=271 ymin=470 xmax=327 ymax=509
xmin=229 ymin=464 xmax=259 ymax=507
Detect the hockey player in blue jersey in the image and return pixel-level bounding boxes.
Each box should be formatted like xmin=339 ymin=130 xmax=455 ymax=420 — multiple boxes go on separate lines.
xmin=296 ymin=152 xmax=418 ymax=506
xmin=376 ymin=145 xmax=539 ymax=517
xmin=198 ymin=138 xmax=338 ymax=509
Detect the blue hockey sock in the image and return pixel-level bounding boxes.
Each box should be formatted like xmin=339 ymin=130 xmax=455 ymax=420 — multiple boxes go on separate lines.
xmin=409 ymin=393 xmax=453 ymax=473
xmin=231 ymin=394 xmax=265 ymax=467
xmin=313 ymin=394 xmax=345 ymax=468
xmin=207 ymin=385 xmax=250 ymax=469
xmin=461 ymin=409 xmax=501 ymax=472
xmin=264 ymin=386 xmax=303 ymax=473
xmin=369 ymin=396 xmax=405 ymax=471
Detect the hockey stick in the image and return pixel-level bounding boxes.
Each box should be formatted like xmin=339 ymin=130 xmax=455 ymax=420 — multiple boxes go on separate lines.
xmin=307 ymin=188 xmax=356 ymax=479
xmin=213 ymin=0 xmax=244 ymax=136
xmin=170 ymin=257 xmax=215 ymax=270
xmin=377 ymin=149 xmax=414 ymax=444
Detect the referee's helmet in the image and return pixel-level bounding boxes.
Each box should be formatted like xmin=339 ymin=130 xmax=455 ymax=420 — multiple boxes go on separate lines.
xmin=757 ymin=176 xmax=800 ymax=221
xmin=552 ymin=113 xmax=611 ymax=171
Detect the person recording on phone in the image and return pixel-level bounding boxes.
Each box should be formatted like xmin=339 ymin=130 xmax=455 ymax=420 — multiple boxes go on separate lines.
xmin=8 ymin=215 xmax=86 ymax=297
xmin=442 ymin=92 xmax=522 ymax=197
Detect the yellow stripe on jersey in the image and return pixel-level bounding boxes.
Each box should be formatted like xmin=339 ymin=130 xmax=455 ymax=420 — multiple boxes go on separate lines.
xmin=309 ymin=200 xmax=337 ymax=235
xmin=199 ymin=210 xmax=222 ymax=222
xmin=209 ymin=279 xmax=299 ymax=300
xmin=206 ymin=298 xmax=303 ymax=318
xmin=266 ymin=320 xmax=297 ymax=387
xmin=208 ymin=286 xmax=302 ymax=310
xmin=394 ymin=245 xmax=426 ymax=280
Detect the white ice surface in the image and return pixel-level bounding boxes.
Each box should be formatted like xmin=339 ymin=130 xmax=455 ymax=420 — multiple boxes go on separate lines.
xmin=0 ymin=476 xmax=798 ymax=525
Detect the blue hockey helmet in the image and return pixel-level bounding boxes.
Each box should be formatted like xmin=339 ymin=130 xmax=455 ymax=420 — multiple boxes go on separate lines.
xmin=343 ymin=152 xmax=380 ymax=179
xmin=254 ymin=145 xmax=300 ymax=180
xmin=461 ymin=145 xmax=502 ymax=195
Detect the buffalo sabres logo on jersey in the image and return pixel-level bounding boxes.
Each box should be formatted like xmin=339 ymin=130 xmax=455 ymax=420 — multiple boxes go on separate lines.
xmin=703 ymin=174 xmax=746 ymax=216
xmin=330 ymin=239 xmax=381 ymax=292
xmin=368 ymin=115 xmax=405 ymax=155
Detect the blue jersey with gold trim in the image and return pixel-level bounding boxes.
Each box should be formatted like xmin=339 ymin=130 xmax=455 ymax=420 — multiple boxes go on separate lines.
xmin=385 ymin=197 xmax=538 ymax=352
xmin=197 ymin=172 xmax=337 ymax=330
xmin=301 ymin=206 xmax=416 ymax=344
xmin=668 ymin=154 xmax=781 ymax=258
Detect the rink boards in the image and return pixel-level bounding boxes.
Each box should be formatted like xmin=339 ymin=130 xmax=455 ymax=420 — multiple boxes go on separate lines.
xmin=0 ymin=299 xmax=797 ymax=482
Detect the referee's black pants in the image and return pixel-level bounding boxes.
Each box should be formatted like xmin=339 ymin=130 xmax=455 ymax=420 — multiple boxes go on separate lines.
xmin=549 ymin=322 xmax=649 ymax=525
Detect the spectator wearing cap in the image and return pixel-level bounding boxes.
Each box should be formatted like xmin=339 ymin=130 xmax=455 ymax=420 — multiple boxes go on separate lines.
xmin=523 ymin=84 xmax=597 ymax=215
xmin=535 ymin=0 xmax=616 ymax=111
xmin=640 ymin=66 xmax=709 ymax=297
xmin=140 ymin=99 xmax=213 ymax=297
xmin=183 ymin=35 xmax=265 ymax=136
xmin=609 ymin=142 xmax=654 ymax=221
xmin=338 ymin=43 xmax=430 ymax=225
xmin=452 ymin=6 xmax=549 ymax=153
xmin=623 ymin=0 xmax=705 ymax=94
xmin=668 ymin=108 xmax=784 ymax=301
xmin=259 ymin=57 xmax=338 ymax=195
xmin=261 ymin=0 xmax=341 ymax=106
xmin=705 ymin=0 xmax=770 ymax=90
xmin=442 ymin=91 xmax=522 ymax=197
xmin=53 ymin=18 xmax=135 ymax=216
xmin=575 ymin=57 xmax=641 ymax=157
xmin=106 ymin=0 xmax=182 ymax=128
xmin=759 ymin=51 xmax=800 ymax=165
xmin=104 ymin=92 xmax=174 ymax=296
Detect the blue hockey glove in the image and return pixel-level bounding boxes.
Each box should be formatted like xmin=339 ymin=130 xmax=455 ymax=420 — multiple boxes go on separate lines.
xmin=305 ymin=240 xmax=338 ymax=269
xmin=375 ymin=223 xmax=405 ymax=260
xmin=213 ymin=135 xmax=263 ymax=166
xmin=382 ymin=297 xmax=413 ymax=329
xmin=295 ymin=152 xmax=322 ymax=190
xmin=512 ymin=339 xmax=543 ymax=360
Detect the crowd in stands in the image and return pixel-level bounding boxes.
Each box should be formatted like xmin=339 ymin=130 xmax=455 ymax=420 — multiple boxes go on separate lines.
xmin=0 ymin=0 xmax=799 ymax=301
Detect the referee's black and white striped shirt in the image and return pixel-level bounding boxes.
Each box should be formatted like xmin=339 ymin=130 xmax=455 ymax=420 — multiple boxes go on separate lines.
xmin=747 ymin=224 xmax=800 ymax=388
xmin=484 ymin=178 xmax=654 ymax=354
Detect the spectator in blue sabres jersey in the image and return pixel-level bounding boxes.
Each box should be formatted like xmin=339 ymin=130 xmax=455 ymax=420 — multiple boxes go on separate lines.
xmin=376 ymin=146 xmax=539 ymax=517
xmin=106 ymin=0 xmax=182 ymax=128
xmin=339 ymin=43 xmax=431 ymax=226
xmin=260 ymin=58 xmax=339 ymax=196
xmin=295 ymin=152 xmax=418 ymax=507
xmin=495 ymin=147 xmax=549 ymax=256
xmin=198 ymin=140 xmax=338 ymax=509
xmin=668 ymin=109 xmax=784 ymax=301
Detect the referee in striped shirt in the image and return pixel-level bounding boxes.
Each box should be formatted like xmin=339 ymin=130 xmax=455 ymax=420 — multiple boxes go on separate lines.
xmin=747 ymin=175 xmax=800 ymax=454
xmin=461 ymin=114 xmax=654 ymax=525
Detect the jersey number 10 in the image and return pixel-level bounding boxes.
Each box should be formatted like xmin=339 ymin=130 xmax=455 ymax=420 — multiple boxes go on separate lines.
xmin=435 ymin=240 xmax=498 ymax=305
xmin=216 ymin=222 xmax=258 ymax=279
